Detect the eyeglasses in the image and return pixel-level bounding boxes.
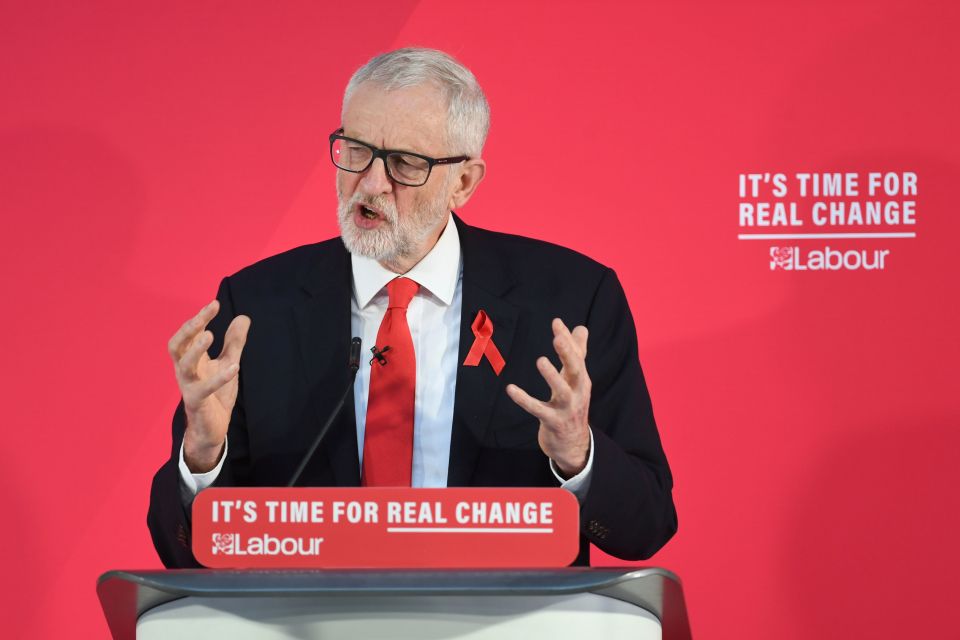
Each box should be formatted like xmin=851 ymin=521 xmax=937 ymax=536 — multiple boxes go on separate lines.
xmin=329 ymin=128 xmax=469 ymax=187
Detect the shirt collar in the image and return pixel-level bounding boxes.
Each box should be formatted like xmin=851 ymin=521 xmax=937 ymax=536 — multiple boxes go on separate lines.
xmin=351 ymin=212 xmax=462 ymax=308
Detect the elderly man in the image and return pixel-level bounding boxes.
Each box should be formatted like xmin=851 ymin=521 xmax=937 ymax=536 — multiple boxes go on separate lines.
xmin=149 ymin=47 xmax=677 ymax=567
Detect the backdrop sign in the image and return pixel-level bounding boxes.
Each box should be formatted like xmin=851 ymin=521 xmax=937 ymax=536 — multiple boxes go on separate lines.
xmin=192 ymin=487 xmax=580 ymax=568
xmin=738 ymin=171 xmax=919 ymax=271
xmin=5 ymin=3 xmax=959 ymax=639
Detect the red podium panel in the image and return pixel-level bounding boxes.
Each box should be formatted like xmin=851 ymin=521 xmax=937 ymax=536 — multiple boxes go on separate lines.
xmin=193 ymin=487 xmax=580 ymax=568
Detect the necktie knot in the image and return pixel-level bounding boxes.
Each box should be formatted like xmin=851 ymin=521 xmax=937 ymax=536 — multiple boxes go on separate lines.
xmin=387 ymin=277 xmax=419 ymax=310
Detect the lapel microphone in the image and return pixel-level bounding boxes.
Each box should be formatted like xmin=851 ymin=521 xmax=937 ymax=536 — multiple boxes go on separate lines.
xmin=287 ymin=337 xmax=362 ymax=487
xmin=369 ymin=345 xmax=391 ymax=366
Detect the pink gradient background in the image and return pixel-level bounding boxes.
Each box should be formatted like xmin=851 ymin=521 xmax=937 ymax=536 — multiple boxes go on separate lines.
xmin=1 ymin=2 xmax=958 ymax=638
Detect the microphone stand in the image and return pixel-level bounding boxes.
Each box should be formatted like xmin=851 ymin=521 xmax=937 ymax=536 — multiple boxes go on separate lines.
xmin=286 ymin=337 xmax=362 ymax=487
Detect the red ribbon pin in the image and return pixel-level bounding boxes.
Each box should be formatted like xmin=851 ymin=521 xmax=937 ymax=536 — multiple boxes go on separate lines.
xmin=463 ymin=310 xmax=505 ymax=375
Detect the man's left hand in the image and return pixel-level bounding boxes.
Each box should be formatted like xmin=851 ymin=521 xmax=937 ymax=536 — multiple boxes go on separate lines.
xmin=506 ymin=318 xmax=591 ymax=478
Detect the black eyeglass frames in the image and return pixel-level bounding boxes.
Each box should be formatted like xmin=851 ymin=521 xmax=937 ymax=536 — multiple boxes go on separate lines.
xmin=329 ymin=128 xmax=469 ymax=187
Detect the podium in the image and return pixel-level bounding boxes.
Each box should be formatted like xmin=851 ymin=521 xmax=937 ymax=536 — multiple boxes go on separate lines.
xmin=98 ymin=568 xmax=691 ymax=639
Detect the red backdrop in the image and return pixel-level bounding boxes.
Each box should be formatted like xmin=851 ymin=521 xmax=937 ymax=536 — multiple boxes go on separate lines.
xmin=1 ymin=2 xmax=958 ymax=638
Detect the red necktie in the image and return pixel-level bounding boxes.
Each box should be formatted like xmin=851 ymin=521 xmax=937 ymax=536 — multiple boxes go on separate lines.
xmin=361 ymin=277 xmax=420 ymax=486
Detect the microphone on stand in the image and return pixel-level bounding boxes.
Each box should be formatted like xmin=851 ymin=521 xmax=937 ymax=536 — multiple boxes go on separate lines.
xmin=287 ymin=337 xmax=362 ymax=487
xmin=349 ymin=337 xmax=362 ymax=373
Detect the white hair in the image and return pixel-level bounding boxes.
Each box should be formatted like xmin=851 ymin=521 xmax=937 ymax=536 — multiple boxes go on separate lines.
xmin=342 ymin=47 xmax=490 ymax=157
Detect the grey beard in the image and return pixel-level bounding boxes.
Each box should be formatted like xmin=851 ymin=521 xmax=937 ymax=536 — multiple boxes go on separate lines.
xmin=337 ymin=191 xmax=448 ymax=265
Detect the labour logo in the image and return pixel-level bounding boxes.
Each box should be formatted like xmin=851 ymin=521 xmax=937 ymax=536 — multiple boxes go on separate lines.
xmin=212 ymin=533 xmax=235 ymax=554
xmin=770 ymin=247 xmax=794 ymax=270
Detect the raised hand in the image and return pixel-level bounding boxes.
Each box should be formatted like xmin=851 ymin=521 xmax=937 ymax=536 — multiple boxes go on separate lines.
xmin=167 ymin=300 xmax=251 ymax=472
xmin=506 ymin=318 xmax=592 ymax=478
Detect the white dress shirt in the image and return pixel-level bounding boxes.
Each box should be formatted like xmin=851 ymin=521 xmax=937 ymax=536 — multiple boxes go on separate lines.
xmin=350 ymin=212 xmax=461 ymax=487
xmin=180 ymin=214 xmax=592 ymax=498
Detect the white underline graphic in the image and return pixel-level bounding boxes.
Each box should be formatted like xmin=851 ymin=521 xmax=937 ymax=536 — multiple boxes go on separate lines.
xmin=738 ymin=232 xmax=916 ymax=240
xmin=386 ymin=527 xmax=554 ymax=534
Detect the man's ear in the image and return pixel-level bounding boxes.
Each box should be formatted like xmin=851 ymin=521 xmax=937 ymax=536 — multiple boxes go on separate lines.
xmin=447 ymin=158 xmax=486 ymax=210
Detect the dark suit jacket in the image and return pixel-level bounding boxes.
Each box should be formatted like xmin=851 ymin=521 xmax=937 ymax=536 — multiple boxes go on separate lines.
xmin=148 ymin=214 xmax=677 ymax=568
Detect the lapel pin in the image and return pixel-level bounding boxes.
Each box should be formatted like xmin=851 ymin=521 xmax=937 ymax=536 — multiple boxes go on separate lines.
xmin=463 ymin=309 xmax=505 ymax=375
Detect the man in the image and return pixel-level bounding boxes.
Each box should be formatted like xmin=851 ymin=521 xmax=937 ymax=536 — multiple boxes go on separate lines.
xmin=149 ymin=48 xmax=677 ymax=568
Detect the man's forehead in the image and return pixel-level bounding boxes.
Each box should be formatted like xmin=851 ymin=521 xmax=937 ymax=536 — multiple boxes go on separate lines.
xmin=341 ymin=81 xmax=448 ymax=154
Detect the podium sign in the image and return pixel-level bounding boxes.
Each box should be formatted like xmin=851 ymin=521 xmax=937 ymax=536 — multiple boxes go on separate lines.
xmin=193 ymin=487 xmax=580 ymax=568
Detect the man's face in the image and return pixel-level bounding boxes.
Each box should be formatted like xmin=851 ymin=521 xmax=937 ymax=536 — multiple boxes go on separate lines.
xmin=336 ymin=81 xmax=458 ymax=269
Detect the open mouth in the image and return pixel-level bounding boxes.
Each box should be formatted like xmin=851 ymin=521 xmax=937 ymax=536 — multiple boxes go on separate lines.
xmin=353 ymin=203 xmax=387 ymax=230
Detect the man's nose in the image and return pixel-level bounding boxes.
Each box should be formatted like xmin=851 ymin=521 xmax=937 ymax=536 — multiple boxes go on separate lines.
xmin=359 ymin=157 xmax=393 ymax=195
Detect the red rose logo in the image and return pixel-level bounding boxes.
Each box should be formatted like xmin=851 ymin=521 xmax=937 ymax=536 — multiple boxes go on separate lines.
xmin=212 ymin=533 xmax=235 ymax=554
xmin=770 ymin=246 xmax=794 ymax=270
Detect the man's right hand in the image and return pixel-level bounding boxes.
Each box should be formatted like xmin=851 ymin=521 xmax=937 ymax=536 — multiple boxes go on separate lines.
xmin=168 ymin=300 xmax=251 ymax=473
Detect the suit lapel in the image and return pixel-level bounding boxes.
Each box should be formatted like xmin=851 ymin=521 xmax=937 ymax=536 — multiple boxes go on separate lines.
xmin=292 ymin=243 xmax=361 ymax=486
xmin=447 ymin=215 xmax=521 ymax=486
